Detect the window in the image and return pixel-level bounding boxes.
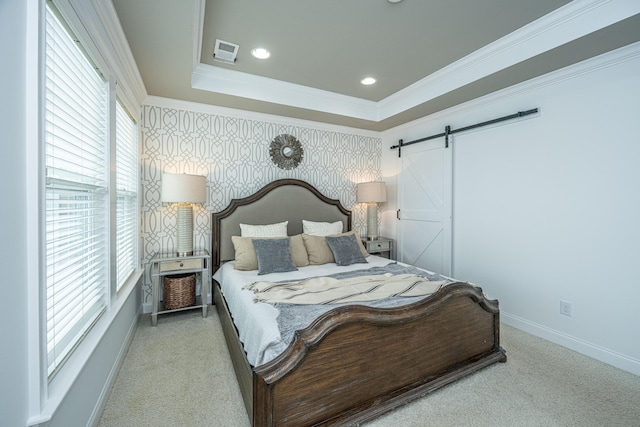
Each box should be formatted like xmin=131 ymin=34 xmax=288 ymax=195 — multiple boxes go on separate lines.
xmin=115 ymin=101 xmax=139 ymax=291
xmin=45 ymin=4 xmax=109 ymax=377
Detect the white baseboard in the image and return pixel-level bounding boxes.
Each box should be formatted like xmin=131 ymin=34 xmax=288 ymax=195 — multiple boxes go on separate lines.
xmin=502 ymin=312 xmax=640 ymax=377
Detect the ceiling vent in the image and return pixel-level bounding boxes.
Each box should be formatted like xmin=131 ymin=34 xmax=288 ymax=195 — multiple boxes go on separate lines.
xmin=213 ymin=39 xmax=239 ymax=64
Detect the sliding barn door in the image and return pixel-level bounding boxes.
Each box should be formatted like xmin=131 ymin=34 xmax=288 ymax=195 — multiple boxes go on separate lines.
xmin=398 ymin=139 xmax=452 ymax=276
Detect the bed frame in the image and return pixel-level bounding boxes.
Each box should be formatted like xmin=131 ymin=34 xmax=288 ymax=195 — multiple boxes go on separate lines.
xmin=212 ymin=179 xmax=506 ymax=426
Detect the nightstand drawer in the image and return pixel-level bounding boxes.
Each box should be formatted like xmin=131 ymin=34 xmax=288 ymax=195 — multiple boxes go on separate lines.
xmin=160 ymin=258 xmax=203 ymax=272
xmin=367 ymin=240 xmax=391 ymax=251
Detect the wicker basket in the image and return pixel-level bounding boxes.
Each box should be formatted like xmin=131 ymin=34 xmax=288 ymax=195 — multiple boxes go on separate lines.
xmin=163 ymin=273 xmax=196 ymax=309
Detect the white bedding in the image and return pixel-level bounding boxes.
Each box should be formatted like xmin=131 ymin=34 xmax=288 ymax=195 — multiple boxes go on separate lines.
xmin=213 ymin=255 xmax=400 ymax=366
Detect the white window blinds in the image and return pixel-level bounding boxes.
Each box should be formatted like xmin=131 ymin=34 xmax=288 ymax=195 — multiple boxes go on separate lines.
xmin=45 ymin=4 xmax=108 ymax=377
xmin=115 ymin=101 xmax=139 ymax=290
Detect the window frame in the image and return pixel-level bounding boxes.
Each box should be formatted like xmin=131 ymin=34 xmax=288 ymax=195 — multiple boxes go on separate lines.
xmin=44 ymin=1 xmax=111 ymax=379
xmin=31 ymin=0 xmax=142 ymax=415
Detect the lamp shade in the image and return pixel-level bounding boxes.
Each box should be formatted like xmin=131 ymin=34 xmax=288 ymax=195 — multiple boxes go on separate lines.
xmin=161 ymin=173 xmax=206 ymax=203
xmin=356 ymin=181 xmax=387 ymax=203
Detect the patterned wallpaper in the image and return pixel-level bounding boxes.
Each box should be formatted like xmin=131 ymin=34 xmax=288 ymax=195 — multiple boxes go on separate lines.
xmin=140 ymin=103 xmax=382 ymax=304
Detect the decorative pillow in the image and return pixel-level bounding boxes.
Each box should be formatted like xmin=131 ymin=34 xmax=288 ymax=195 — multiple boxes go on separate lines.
xmin=326 ymin=234 xmax=369 ymax=266
xmin=232 ymin=234 xmax=309 ymax=270
xmin=301 ymin=234 xmax=335 ymax=265
xmin=240 ymin=221 xmax=288 ymax=237
xmin=252 ymin=238 xmax=298 ymax=275
xmin=302 ymin=220 xmax=343 ymax=236
xmin=302 ymin=230 xmax=369 ymax=265
xmin=289 ymin=234 xmax=310 ymax=267
xmin=231 ymin=235 xmax=258 ymax=270
xmin=344 ymin=230 xmax=370 ymax=258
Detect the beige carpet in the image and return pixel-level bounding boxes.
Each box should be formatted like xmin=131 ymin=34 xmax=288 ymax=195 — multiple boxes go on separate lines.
xmin=97 ymin=310 xmax=640 ymax=427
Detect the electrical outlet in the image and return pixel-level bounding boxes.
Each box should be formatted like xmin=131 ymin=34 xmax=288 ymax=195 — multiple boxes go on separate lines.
xmin=560 ymin=300 xmax=573 ymax=317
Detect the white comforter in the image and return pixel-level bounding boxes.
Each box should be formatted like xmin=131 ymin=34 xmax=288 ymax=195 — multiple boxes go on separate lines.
xmin=213 ymin=256 xmax=428 ymax=366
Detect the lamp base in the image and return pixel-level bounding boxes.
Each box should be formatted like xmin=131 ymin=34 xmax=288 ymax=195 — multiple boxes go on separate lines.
xmin=176 ymin=203 xmax=194 ymax=256
xmin=366 ymin=203 xmax=379 ymax=240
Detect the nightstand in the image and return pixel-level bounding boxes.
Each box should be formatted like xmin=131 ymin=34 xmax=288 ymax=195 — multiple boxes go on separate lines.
xmin=150 ymin=250 xmax=211 ymax=326
xmin=362 ymin=237 xmax=395 ymax=260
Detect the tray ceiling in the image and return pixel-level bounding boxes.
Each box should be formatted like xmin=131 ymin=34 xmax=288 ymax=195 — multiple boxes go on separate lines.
xmin=112 ymin=0 xmax=640 ymax=131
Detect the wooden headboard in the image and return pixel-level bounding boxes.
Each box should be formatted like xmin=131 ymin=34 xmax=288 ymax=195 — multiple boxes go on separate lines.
xmin=211 ymin=179 xmax=352 ymax=271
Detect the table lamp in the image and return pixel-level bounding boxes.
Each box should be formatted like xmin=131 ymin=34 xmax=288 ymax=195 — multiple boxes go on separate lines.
xmin=161 ymin=173 xmax=207 ymax=256
xmin=356 ymin=181 xmax=387 ymax=240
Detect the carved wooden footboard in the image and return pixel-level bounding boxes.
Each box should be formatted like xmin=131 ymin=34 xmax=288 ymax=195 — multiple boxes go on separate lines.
xmin=214 ymin=280 xmax=506 ymax=426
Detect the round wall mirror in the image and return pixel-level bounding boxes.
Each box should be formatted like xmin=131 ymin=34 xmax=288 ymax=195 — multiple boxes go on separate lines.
xmin=269 ymin=134 xmax=303 ymax=170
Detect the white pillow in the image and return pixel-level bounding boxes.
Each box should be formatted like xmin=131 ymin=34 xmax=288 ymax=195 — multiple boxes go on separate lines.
xmin=240 ymin=221 xmax=288 ymax=237
xmin=302 ymin=220 xmax=343 ymax=236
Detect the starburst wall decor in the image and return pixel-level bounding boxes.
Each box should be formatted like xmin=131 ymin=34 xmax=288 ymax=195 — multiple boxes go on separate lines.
xmin=269 ymin=134 xmax=303 ymax=170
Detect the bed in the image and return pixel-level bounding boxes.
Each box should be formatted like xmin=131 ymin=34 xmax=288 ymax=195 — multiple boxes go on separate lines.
xmin=211 ymin=179 xmax=506 ymax=426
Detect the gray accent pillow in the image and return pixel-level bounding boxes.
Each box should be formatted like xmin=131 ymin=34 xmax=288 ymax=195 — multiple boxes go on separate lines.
xmin=252 ymin=238 xmax=298 ymax=275
xmin=325 ymin=234 xmax=369 ymax=266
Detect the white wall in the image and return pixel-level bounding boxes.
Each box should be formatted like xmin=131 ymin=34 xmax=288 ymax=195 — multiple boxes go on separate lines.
xmin=382 ymin=42 xmax=640 ymax=375
xmin=0 ymin=0 xmax=29 ymax=425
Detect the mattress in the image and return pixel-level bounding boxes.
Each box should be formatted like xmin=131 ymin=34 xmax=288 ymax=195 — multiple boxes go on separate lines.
xmin=213 ymin=256 xmax=445 ymax=366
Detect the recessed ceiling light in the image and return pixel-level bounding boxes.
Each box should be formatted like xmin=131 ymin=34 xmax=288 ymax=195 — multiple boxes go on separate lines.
xmin=251 ymin=48 xmax=271 ymax=59
xmin=361 ymin=77 xmax=376 ymax=85
xmin=388 ymin=0 xmax=403 ymax=3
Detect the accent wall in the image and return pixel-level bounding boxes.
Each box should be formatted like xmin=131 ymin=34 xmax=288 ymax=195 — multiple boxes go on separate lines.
xmin=140 ymin=98 xmax=382 ymax=307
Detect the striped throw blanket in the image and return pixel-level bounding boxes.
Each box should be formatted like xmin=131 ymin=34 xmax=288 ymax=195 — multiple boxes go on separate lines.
xmin=244 ymin=273 xmax=446 ymax=305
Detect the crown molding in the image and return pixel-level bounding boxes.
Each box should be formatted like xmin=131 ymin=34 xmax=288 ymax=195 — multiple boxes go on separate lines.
xmin=192 ymin=0 xmax=206 ymax=72
xmin=378 ymin=0 xmax=639 ymax=118
xmin=383 ymin=40 xmax=640 ymax=138
xmin=90 ymin=0 xmax=147 ymax=113
xmin=191 ymin=63 xmax=380 ymax=121
xmin=191 ymin=0 xmax=640 ymax=123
